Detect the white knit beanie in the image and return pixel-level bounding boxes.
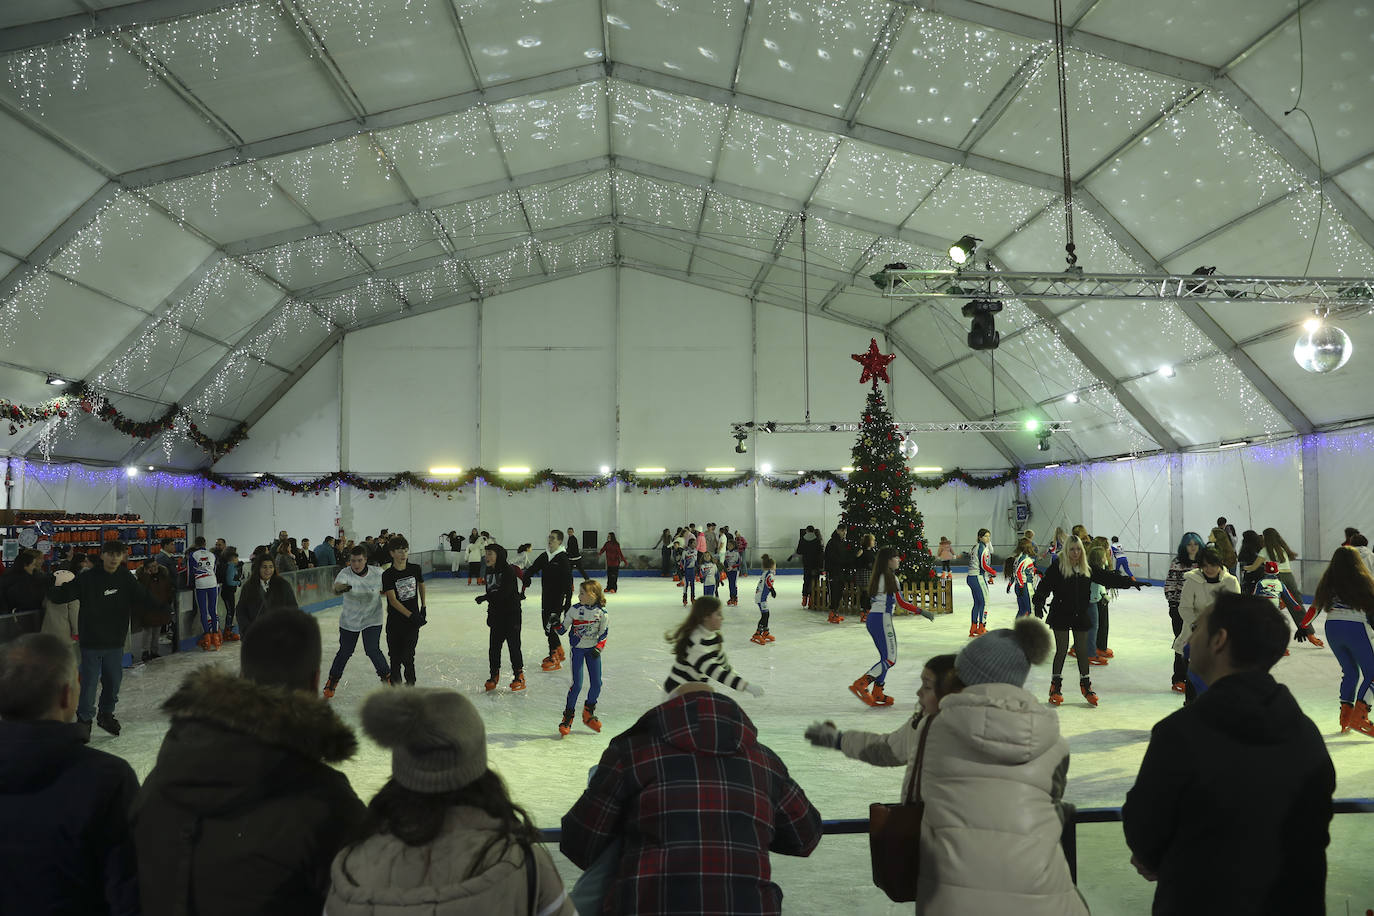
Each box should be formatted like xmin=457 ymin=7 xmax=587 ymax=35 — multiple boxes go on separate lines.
xmin=361 ymin=688 xmax=487 ymax=793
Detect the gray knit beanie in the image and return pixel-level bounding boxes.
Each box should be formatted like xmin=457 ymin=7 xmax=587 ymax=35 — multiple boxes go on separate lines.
xmin=361 ymin=688 xmax=487 ymax=793
xmin=955 ymin=617 xmax=1053 ymax=687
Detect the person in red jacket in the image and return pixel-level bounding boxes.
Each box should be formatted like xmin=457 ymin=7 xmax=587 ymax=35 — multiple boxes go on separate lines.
xmin=599 ymin=533 xmax=627 ymax=593
xmin=561 ymin=683 xmax=822 ymax=915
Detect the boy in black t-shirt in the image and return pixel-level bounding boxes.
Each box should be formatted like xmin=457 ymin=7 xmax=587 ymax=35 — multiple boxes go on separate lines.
xmin=381 ymin=536 xmax=426 ymax=685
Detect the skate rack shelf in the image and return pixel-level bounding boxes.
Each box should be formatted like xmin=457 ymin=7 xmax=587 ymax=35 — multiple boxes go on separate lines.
xmin=1 ymin=518 xmax=187 ymax=571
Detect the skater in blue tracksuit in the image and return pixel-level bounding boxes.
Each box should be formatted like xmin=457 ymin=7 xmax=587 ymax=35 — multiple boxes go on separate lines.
xmin=968 ymin=528 xmax=997 ymax=636
xmin=555 ymin=579 xmax=609 ymax=737
xmin=1012 ymin=537 xmax=1039 ymax=619
xmin=1300 ymin=546 xmax=1374 ymax=737
xmin=681 ymin=548 xmax=698 ymax=605
xmin=1110 ymin=537 xmax=1134 ymax=578
xmin=723 ymin=539 xmax=742 ymax=605
xmin=849 ymin=548 xmax=934 ymax=707
xmin=750 ymin=555 xmax=777 ymax=644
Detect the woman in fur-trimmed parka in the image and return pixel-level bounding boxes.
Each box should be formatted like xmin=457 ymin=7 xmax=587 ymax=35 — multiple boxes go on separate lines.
xmin=906 ymin=618 xmax=1088 ymax=916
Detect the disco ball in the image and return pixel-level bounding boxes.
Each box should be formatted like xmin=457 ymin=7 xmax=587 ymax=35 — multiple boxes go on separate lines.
xmin=1293 ymin=324 xmax=1352 ymax=374
xmin=899 ymin=437 xmax=919 ymax=459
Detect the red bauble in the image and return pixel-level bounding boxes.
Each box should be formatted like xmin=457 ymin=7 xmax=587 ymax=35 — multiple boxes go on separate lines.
xmin=916 ymin=539 xmax=923 ymax=549
xmin=878 ymin=463 xmax=886 ymax=471
xmin=57 ymin=410 xmax=67 ymax=418
xmin=929 ymin=570 xmax=937 ymax=578
xmin=240 ymin=492 xmax=248 ymax=498
xmin=888 ymin=529 xmax=895 ymax=536
xmin=368 ymin=493 xmax=375 ymax=499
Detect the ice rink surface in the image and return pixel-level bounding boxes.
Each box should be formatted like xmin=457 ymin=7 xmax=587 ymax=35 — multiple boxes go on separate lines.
xmin=105 ymin=572 xmax=1374 ymax=914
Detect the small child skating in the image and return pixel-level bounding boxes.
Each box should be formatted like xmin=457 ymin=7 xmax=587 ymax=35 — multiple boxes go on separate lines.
xmin=1255 ymin=561 xmax=1313 ymax=643
xmin=681 ymin=547 xmax=699 ymax=605
xmin=750 ymin=554 xmax=778 ymax=644
xmin=663 ymin=595 xmax=763 ymax=697
xmin=723 ymin=538 xmax=742 ymax=605
xmin=937 ymin=536 xmax=955 ymax=579
xmin=1110 ymin=536 xmax=1134 ymax=578
xmin=555 ymin=580 xmax=609 ymax=736
xmin=700 ymin=555 xmax=720 ymax=599
xmin=1011 ymin=538 xmax=1039 ymax=619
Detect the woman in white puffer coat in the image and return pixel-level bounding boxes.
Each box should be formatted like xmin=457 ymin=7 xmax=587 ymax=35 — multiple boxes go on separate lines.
xmin=910 ymin=617 xmax=1088 ymax=916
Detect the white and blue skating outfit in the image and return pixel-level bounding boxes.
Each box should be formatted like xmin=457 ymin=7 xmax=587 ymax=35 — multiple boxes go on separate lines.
xmin=700 ymin=560 xmax=719 ymax=598
xmin=556 ymin=602 xmax=608 ymax=711
xmin=188 ymin=547 xmax=219 ymax=635
xmin=1013 ymin=554 xmax=1038 ymax=618
xmin=755 ymin=569 xmax=777 ymax=633
xmin=723 ymin=549 xmax=742 ymax=602
xmin=681 ymin=549 xmax=698 ymax=601
xmin=1254 ymin=572 xmax=1308 ymax=632
xmin=1301 ymin=597 xmax=1373 ymax=706
xmin=967 ymin=542 xmax=997 ymax=627
xmin=1110 ymin=542 xmax=1134 ymax=578
xmin=862 ymin=579 xmax=931 ymax=687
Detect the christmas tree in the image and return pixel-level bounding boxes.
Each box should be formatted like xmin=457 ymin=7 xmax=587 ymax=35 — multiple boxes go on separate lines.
xmin=841 ymin=340 xmax=936 ymax=584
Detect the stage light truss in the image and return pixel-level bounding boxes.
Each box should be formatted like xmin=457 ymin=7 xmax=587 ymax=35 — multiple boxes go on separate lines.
xmin=731 ymin=421 xmax=1070 ymax=434
xmin=878 ymin=270 xmax=1374 ymax=307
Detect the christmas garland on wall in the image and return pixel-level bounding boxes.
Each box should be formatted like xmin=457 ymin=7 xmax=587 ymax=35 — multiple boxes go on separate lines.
xmin=0 ymin=382 xmax=250 ymax=458
xmin=198 ymin=466 xmax=1016 ymax=496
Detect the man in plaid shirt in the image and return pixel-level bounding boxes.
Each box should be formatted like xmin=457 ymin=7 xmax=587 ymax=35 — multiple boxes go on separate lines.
xmin=560 ymin=683 xmax=821 ymax=915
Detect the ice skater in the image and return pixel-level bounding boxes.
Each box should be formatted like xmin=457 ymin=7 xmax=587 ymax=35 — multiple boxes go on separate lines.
xmin=324 ymin=545 xmax=391 ymax=699
xmin=1010 ymin=537 xmax=1038 ymax=619
xmin=188 ymin=536 xmax=221 ymax=651
xmin=1110 ymin=536 xmax=1134 ymax=578
xmin=1033 ymin=536 xmax=1149 ymax=707
xmin=681 ymin=546 xmax=699 ymax=606
xmin=555 ymin=579 xmax=609 ymax=736
xmin=523 ymin=530 xmax=574 ymax=671
xmin=850 ymin=548 xmax=933 ymax=708
xmin=477 ymin=542 xmax=525 ymax=692
xmin=700 ymin=553 xmax=720 ymax=599
xmin=967 ymin=528 xmax=997 ymax=637
xmin=723 ymin=537 xmax=742 ymax=605
xmin=750 ymin=554 xmax=778 ymax=644
xmin=1299 ymin=546 xmax=1374 ymax=737
xmin=663 ymin=595 xmax=763 ymax=698
xmin=936 ymin=536 xmax=954 ymax=579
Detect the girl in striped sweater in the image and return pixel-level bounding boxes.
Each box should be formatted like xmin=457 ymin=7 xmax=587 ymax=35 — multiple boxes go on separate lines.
xmin=663 ymin=596 xmax=764 ymax=697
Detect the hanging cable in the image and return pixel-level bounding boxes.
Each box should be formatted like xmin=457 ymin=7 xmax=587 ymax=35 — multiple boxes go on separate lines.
xmin=801 ymin=213 xmax=810 ymax=422
xmin=1052 ymin=0 xmax=1077 ymax=272
xmin=1283 ymin=0 xmax=1324 ymax=276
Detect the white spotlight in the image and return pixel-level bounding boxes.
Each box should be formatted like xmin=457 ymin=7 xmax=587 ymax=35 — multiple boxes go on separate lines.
xmin=1157 ymin=365 xmax=1175 ymax=378
xmin=760 ymin=463 xmax=773 ymax=474
xmin=599 ymin=465 xmax=611 ymax=475
xmin=1065 ymin=392 xmax=1079 ymax=404
xmin=125 ymin=466 xmax=138 ymax=477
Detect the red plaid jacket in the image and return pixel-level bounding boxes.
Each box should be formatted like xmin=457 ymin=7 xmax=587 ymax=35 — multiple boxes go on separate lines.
xmin=560 ymin=691 xmax=822 ymax=915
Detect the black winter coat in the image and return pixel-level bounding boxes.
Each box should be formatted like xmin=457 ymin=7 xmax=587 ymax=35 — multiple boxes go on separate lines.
xmin=132 ymin=667 xmax=366 ymax=916
xmin=823 ymin=534 xmax=852 ymax=571
xmin=1122 ymin=671 xmax=1334 ymax=915
xmin=524 ymin=549 xmax=573 ymax=612
xmin=478 ymin=547 xmax=523 ymax=625
xmin=794 ymin=533 xmax=823 ymax=570
xmin=1 ymin=567 xmax=49 ymax=613
xmin=1031 ymin=563 xmax=1139 ymax=630
xmin=0 ymin=720 xmax=140 ymax=915
xmin=235 ymin=575 xmax=299 ymax=635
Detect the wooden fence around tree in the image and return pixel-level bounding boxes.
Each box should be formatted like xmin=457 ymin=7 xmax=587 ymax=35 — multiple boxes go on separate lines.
xmin=808 ymin=573 xmax=953 ymax=615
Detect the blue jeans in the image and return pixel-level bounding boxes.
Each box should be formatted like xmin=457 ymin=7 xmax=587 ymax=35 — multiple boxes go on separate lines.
xmin=78 ymin=647 xmax=124 ymax=721
xmin=1326 ymin=618 xmax=1374 ymax=704
xmin=565 ymin=647 xmax=602 ymax=709
xmin=727 ymin=570 xmax=738 ymax=601
xmin=329 ymin=625 xmax=389 ymax=681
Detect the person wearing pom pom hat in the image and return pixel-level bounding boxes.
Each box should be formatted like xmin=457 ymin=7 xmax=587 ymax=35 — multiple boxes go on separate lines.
xmin=327 ymin=688 xmax=575 ymax=916
xmin=908 ymin=617 xmax=1089 ymax=916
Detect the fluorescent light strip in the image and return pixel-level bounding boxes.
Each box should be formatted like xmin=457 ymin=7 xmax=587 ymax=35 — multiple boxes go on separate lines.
xmin=704 ymin=467 xmax=736 ymax=473
xmin=841 ymin=466 xmax=854 ymax=473
xmin=1114 ymin=455 xmax=1137 ymax=462
xmin=634 ymin=467 xmax=666 ymax=474
xmin=428 ymin=466 xmax=462 ymax=475
xmin=1217 ymin=440 xmax=1249 ymax=450
xmin=498 ymin=466 xmax=531 ymax=475
xmin=910 ymin=466 xmax=944 ymax=473
xmin=1043 ymin=463 xmax=1061 ymax=469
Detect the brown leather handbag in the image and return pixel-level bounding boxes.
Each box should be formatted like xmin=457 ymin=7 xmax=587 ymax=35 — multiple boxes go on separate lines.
xmin=869 ymin=715 xmax=933 ymax=902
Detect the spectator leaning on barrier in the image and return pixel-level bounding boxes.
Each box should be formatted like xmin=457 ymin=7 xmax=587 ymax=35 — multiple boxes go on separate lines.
xmin=0 ymin=633 xmax=140 ymax=915
xmin=561 ymin=682 xmax=822 ymax=916
xmin=1123 ymin=593 xmax=1335 ymax=916
xmin=326 ymin=688 xmax=574 ymax=916
xmin=133 ymin=608 xmax=367 ymax=916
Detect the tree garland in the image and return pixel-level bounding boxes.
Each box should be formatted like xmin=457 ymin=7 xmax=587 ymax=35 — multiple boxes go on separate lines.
xmin=0 ymin=382 xmax=250 ymax=458
xmin=197 ymin=466 xmax=1016 ymax=496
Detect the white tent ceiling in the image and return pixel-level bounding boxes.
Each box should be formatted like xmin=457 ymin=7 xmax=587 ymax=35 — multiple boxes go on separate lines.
xmin=0 ymin=0 xmax=1371 ymax=469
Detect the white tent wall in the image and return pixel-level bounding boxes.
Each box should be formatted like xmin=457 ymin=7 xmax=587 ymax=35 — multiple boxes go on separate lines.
xmin=1180 ymin=446 xmax=1304 ymax=554
xmin=203 ymin=485 xmax=334 ymax=557
xmin=127 ymin=478 xmax=195 ymax=529
xmin=212 ymin=347 xmax=343 ymax=474
xmin=1022 ymin=469 xmax=1084 ymax=547
xmin=9 ymin=463 xmax=118 ymax=516
xmin=1315 ymin=429 xmax=1374 ymax=564
xmin=1087 ymin=457 xmax=1175 ymax=555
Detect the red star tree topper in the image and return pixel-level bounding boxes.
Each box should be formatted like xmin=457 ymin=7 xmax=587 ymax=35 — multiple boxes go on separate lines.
xmin=851 ymin=338 xmax=896 ymax=388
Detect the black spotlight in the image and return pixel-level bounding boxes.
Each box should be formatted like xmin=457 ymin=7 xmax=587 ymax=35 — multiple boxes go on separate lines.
xmin=1035 ymin=429 xmax=1053 ymax=452
xmin=948 ymin=235 xmax=980 ymax=265
xmin=869 ymin=262 xmax=908 ymax=291
xmin=961 ymin=298 xmax=1003 ymax=350
xmin=734 ymin=433 xmax=748 ymax=454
